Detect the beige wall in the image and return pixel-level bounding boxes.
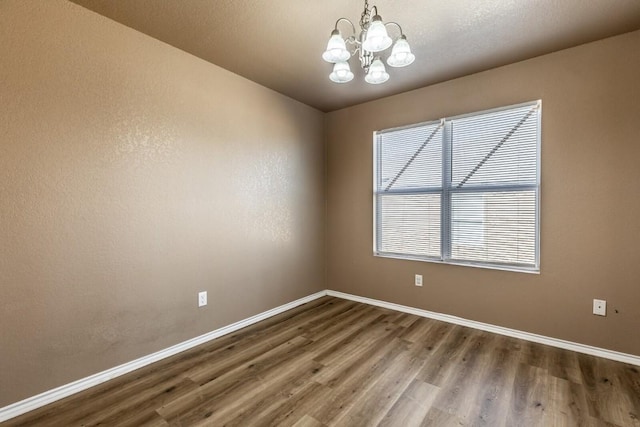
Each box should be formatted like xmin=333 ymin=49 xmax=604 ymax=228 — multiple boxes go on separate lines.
xmin=0 ymin=1 xmax=324 ymax=406
xmin=326 ymin=30 xmax=640 ymax=356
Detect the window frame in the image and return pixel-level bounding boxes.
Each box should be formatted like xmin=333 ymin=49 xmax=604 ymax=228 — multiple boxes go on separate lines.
xmin=373 ymin=100 xmax=541 ymax=273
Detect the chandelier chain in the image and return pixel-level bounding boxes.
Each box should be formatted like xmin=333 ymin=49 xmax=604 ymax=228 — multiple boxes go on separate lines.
xmin=359 ymin=0 xmax=371 ymax=30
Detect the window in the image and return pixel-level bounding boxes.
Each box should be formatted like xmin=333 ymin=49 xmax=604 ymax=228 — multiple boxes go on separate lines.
xmin=374 ymin=101 xmax=541 ymax=272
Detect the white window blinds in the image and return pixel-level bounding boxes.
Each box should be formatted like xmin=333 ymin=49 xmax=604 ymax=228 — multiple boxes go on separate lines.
xmin=374 ymin=101 xmax=541 ymax=272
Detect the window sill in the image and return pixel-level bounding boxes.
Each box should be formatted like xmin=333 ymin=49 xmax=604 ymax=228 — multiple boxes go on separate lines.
xmin=374 ymin=253 xmax=540 ymax=275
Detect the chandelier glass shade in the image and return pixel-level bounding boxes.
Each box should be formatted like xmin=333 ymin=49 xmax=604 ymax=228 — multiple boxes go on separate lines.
xmin=322 ymin=0 xmax=414 ymax=84
xmin=330 ymin=61 xmax=355 ymax=83
xmin=364 ymin=58 xmax=389 ymax=84
xmin=387 ymin=35 xmax=416 ymax=68
xmin=322 ymin=30 xmax=351 ymax=63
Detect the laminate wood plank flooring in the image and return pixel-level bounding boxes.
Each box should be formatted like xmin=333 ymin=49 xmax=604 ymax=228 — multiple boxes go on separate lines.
xmin=4 ymin=296 xmax=640 ymax=426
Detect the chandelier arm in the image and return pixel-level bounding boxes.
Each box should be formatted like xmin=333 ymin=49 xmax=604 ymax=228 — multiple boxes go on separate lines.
xmin=384 ymin=21 xmax=405 ymax=37
xmin=334 ymin=17 xmax=356 ymax=38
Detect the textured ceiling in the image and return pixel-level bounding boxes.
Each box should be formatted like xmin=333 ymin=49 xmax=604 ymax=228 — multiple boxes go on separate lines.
xmin=71 ymin=0 xmax=640 ymax=112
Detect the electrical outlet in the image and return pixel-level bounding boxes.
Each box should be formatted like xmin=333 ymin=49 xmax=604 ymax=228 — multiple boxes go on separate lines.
xmin=198 ymin=291 xmax=207 ymax=307
xmin=415 ymin=274 xmax=423 ymax=287
xmin=593 ymin=299 xmax=606 ymax=316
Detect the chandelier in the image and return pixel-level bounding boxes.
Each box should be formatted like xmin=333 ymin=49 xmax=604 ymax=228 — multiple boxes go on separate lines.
xmin=322 ymin=0 xmax=415 ymax=84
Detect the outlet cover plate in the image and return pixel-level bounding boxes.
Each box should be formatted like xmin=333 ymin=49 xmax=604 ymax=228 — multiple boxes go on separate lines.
xmin=415 ymin=274 xmax=423 ymax=287
xmin=198 ymin=291 xmax=207 ymax=307
xmin=593 ymin=299 xmax=606 ymax=316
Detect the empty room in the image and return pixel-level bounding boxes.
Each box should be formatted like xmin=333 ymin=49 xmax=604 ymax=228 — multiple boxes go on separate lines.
xmin=1 ymin=0 xmax=640 ymax=425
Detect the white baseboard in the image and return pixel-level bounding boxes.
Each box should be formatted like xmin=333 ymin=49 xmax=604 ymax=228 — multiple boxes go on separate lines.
xmin=326 ymin=290 xmax=640 ymax=367
xmin=3 ymin=288 xmax=639 ymax=422
xmin=0 ymin=290 xmax=328 ymax=423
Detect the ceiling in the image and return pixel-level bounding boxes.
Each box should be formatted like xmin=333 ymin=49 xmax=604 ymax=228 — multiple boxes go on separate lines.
xmin=71 ymin=0 xmax=640 ymax=112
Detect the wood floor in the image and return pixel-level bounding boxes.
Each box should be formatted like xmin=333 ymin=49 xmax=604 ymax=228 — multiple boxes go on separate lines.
xmin=5 ymin=297 xmax=640 ymax=427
